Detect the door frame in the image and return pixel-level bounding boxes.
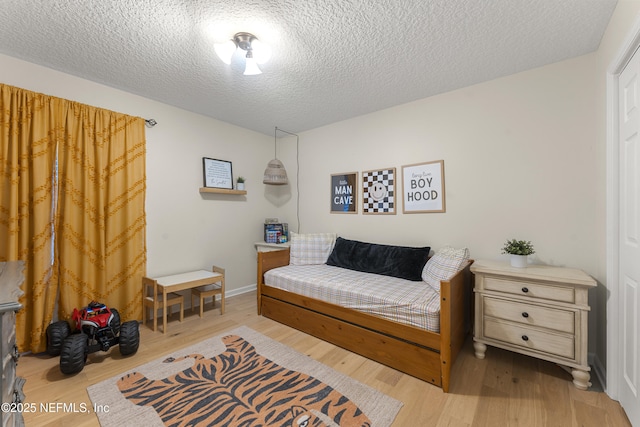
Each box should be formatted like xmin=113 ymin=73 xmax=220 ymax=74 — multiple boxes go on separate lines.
xmin=606 ymin=14 xmax=640 ymax=401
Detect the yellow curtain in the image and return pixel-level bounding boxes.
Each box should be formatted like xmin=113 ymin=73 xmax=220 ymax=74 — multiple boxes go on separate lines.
xmin=56 ymin=101 xmax=146 ymax=325
xmin=0 ymin=83 xmax=146 ymax=353
xmin=0 ymin=85 xmax=60 ymax=353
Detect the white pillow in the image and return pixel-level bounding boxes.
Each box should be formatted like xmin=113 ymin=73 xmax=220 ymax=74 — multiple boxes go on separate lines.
xmin=289 ymin=232 xmax=337 ymax=265
xmin=422 ymin=246 xmax=470 ymax=291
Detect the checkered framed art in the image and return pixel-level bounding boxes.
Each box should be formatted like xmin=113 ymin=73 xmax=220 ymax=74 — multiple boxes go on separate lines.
xmin=362 ymin=167 xmax=396 ymax=215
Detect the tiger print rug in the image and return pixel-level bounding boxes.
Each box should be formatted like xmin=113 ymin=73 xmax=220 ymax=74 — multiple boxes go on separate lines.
xmin=87 ymin=326 xmax=402 ymax=427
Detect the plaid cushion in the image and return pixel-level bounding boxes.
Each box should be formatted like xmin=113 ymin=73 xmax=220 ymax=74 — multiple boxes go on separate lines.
xmin=265 ymin=264 xmax=441 ymax=332
xmin=422 ymin=246 xmax=470 ymax=291
xmin=289 ymin=232 xmax=337 ymax=265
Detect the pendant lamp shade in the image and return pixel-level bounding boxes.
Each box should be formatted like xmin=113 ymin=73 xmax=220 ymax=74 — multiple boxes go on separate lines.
xmin=264 ymin=127 xmax=289 ymax=185
xmin=263 ymin=158 xmax=288 ymax=185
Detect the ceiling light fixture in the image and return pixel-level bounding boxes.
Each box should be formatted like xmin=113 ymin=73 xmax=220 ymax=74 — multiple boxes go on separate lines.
xmin=214 ymin=32 xmax=271 ymax=75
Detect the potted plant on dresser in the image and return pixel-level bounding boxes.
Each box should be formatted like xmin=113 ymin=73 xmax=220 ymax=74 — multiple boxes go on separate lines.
xmin=501 ymin=239 xmax=535 ymax=267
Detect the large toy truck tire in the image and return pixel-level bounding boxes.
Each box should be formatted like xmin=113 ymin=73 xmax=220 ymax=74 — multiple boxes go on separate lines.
xmin=59 ymin=333 xmax=88 ymax=374
xmin=110 ymin=308 xmax=121 ymax=333
xmin=119 ymin=321 xmax=140 ymax=356
xmin=46 ymin=321 xmax=71 ymax=356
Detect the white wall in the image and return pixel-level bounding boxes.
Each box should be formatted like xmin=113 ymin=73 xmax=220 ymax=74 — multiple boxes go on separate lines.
xmin=296 ymin=54 xmax=599 ymax=272
xmin=0 ymin=53 xmax=289 ymax=294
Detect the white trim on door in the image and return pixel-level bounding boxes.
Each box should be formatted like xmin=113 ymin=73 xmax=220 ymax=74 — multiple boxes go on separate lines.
xmin=606 ymin=13 xmax=640 ymax=402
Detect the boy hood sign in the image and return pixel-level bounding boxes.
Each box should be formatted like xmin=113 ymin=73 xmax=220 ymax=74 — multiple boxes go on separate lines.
xmin=402 ymin=161 xmax=446 ymax=213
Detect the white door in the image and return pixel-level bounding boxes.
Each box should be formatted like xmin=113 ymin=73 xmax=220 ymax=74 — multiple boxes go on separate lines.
xmin=618 ymin=47 xmax=640 ymax=426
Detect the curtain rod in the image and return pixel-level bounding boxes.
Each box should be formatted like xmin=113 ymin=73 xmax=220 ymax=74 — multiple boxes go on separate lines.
xmin=145 ymin=118 xmax=157 ymax=128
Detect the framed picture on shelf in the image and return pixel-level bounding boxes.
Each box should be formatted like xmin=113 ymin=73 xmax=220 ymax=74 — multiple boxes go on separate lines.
xmin=330 ymin=172 xmax=358 ymax=214
xmin=203 ymin=157 xmax=233 ymax=189
xmin=362 ymin=167 xmax=396 ymax=215
xmin=402 ymin=160 xmax=445 ymax=213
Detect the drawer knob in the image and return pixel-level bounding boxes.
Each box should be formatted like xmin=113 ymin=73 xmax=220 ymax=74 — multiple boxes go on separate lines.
xmin=522 ymin=312 xmax=529 ymax=318
xmin=521 ymin=287 xmax=529 ymax=293
xmin=521 ymin=335 xmax=529 ymax=341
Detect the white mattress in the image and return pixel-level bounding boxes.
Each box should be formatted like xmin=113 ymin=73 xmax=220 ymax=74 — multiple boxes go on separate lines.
xmin=264 ymin=264 xmax=441 ymax=332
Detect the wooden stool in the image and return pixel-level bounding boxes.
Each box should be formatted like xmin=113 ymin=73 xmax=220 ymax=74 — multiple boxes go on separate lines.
xmin=190 ymin=265 xmax=225 ymax=317
xmin=142 ymin=276 xmax=184 ymax=332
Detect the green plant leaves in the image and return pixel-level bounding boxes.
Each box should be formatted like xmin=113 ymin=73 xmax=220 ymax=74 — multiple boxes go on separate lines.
xmin=501 ymin=239 xmax=535 ymax=255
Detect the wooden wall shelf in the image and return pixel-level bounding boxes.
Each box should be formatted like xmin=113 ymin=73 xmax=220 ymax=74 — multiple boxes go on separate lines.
xmin=199 ymin=187 xmax=247 ymax=195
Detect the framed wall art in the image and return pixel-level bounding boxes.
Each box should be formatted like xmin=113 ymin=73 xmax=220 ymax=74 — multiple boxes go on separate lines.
xmin=362 ymin=167 xmax=396 ymax=215
xmin=331 ymin=172 xmax=358 ymax=214
xmin=203 ymin=157 xmax=233 ymax=189
xmin=402 ymin=160 xmax=446 ymax=213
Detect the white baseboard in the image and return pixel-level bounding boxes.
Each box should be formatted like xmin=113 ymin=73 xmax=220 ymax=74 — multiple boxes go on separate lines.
xmin=179 ymin=283 xmax=256 ymax=310
xmin=227 ymin=283 xmax=257 ymax=298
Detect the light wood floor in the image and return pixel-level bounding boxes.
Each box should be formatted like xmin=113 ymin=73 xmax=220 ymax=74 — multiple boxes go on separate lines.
xmin=18 ymin=291 xmax=630 ymax=427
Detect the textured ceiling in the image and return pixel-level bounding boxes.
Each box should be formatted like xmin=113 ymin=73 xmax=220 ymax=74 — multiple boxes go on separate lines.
xmin=0 ymin=0 xmax=617 ymax=135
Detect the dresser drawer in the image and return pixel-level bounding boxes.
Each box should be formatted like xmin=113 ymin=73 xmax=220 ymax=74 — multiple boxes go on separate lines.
xmin=484 ymin=277 xmax=575 ymax=303
xmin=483 ymin=296 xmax=575 ymax=334
xmin=484 ymin=318 xmax=575 ymax=360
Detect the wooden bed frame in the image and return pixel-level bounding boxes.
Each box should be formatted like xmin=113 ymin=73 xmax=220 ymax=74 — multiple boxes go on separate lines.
xmin=257 ymin=248 xmax=473 ymax=392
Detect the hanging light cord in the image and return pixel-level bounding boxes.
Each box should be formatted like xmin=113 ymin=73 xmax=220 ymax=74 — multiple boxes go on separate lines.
xmin=274 ymin=126 xmax=278 ymax=158
xmin=275 ymin=127 xmax=301 ymax=233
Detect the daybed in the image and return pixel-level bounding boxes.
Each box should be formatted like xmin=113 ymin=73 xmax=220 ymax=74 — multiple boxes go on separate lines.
xmin=257 ymin=234 xmax=473 ymax=392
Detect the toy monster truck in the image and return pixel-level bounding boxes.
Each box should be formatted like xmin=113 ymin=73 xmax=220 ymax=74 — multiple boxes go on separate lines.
xmin=45 ymin=301 xmax=140 ymax=374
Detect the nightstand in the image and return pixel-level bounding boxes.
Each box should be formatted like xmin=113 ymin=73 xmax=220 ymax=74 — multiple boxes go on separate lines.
xmin=471 ymin=260 xmax=596 ymax=390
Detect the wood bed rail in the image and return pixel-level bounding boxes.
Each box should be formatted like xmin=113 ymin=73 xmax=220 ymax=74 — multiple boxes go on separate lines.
xmin=256 ymin=248 xmax=290 ymax=315
xmin=439 ymin=259 xmax=474 ymax=392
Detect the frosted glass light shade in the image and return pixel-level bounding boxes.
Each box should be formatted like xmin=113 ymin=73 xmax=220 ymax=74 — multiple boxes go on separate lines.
xmin=243 ymin=56 xmax=262 ymax=75
xmin=263 ymin=159 xmax=288 ymax=185
xmin=214 ymin=40 xmax=237 ymax=64
xmin=251 ymin=39 xmax=272 ymax=64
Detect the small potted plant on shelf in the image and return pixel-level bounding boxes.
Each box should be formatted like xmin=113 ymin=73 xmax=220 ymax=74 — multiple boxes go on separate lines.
xmin=501 ymin=239 xmax=535 ymax=268
xmin=236 ymin=176 xmax=245 ymax=191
